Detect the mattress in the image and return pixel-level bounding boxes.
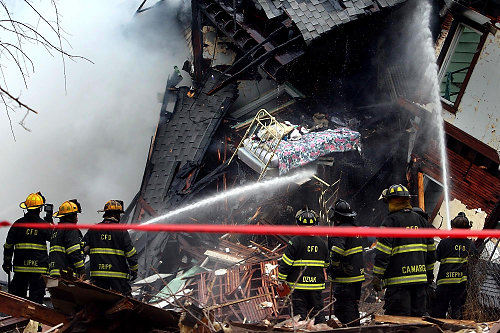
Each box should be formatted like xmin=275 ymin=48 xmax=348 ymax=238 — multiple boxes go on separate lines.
xmin=238 ymin=127 xmax=361 ymax=176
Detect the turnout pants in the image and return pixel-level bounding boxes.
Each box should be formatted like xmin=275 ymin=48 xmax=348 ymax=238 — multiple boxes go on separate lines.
xmin=431 ymin=283 xmax=467 ymax=319
xmin=92 ymin=277 xmax=132 ymax=297
xmin=9 ymin=272 xmax=46 ymax=304
xmin=383 ymin=284 xmax=427 ymax=317
xmin=291 ymin=289 xmax=326 ymax=324
xmin=333 ymin=282 xmax=362 ymax=326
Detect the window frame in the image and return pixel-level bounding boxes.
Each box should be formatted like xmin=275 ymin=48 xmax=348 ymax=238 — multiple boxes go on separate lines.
xmin=437 ymin=20 xmax=488 ymax=114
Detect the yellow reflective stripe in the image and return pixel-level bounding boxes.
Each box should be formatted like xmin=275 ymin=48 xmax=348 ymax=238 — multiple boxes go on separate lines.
xmin=50 ymin=245 xmax=65 ymax=253
xmin=427 ymin=243 xmax=436 ymax=251
xmin=277 ymin=272 xmax=288 ymax=280
xmin=14 ymin=243 xmax=47 ymax=251
xmin=13 ymin=266 xmax=48 ymax=273
xmin=375 ymin=242 xmax=392 ymax=255
xmin=4 ymin=243 xmax=13 ymax=249
xmin=426 ymin=263 xmax=435 ymax=271
xmin=90 ymin=270 xmax=129 ymax=279
xmin=343 ymin=246 xmax=363 ymax=256
xmin=391 ymin=244 xmax=427 ymax=254
xmin=66 ymin=244 xmax=81 ymax=254
xmin=74 ymin=260 xmax=85 ymax=268
xmin=49 ymin=269 xmax=61 ymax=276
xmin=373 ymin=265 xmax=386 ymax=275
xmin=333 ymin=275 xmax=365 ymax=283
xmin=384 ymin=274 xmax=428 ymax=286
xmin=125 ymin=248 xmax=137 ymax=258
xmin=288 ymin=282 xmax=325 ymax=290
xmin=330 ymin=246 xmax=344 ymax=255
xmin=437 ymin=276 xmax=467 ymax=285
xmin=441 ymin=257 xmax=468 ymax=264
xmin=292 ymin=259 xmax=326 ymax=267
xmin=129 ymin=264 xmax=138 ymax=271
xmin=281 ymin=254 xmax=294 ymax=266
xmin=89 ymin=248 xmax=125 ymax=256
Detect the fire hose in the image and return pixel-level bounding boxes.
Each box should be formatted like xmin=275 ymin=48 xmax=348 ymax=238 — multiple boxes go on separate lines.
xmin=1 ymin=221 xmax=500 ymax=238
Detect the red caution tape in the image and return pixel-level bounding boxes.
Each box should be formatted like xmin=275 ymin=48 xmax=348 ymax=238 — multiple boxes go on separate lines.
xmin=1 ymin=221 xmax=500 ymax=238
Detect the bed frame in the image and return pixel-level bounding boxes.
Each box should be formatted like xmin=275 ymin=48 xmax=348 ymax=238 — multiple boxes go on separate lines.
xmin=228 ymin=109 xmax=287 ymax=180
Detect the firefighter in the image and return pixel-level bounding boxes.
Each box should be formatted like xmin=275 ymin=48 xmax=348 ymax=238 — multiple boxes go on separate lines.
xmin=2 ymin=192 xmax=51 ymax=303
xmin=373 ymin=184 xmax=436 ymax=316
xmin=431 ymin=213 xmax=475 ymax=319
xmin=48 ymin=200 xmax=85 ymax=278
xmin=277 ymin=208 xmax=328 ymax=324
xmin=329 ymin=199 xmax=364 ymax=326
xmin=82 ymin=200 xmax=138 ymax=296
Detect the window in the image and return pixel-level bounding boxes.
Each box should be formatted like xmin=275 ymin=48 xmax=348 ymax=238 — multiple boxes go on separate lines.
xmin=439 ymin=24 xmax=483 ymax=106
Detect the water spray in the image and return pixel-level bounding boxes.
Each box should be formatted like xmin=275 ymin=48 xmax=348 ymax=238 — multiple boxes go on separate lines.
xmin=419 ymin=0 xmax=451 ymax=228
xmin=140 ymin=169 xmax=315 ymax=226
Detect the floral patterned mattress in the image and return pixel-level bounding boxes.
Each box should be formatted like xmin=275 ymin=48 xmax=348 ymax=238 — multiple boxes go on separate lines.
xmin=276 ymin=128 xmax=360 ymax=175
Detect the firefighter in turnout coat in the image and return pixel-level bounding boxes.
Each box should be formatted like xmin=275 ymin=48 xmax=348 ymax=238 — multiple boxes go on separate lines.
xmin=431 ymin=213 xmax=476 ymax=319
xmin=49 ymin=200 xmax=85 ymax=278
xmin=373 ymin=184 xmax=436 ymax=316
xmin=329 ymin=199 xmax=365 ymax=326
xmin=82 ymin=200 xmax=138 ymax=296
xmin=2 ymin=193 xmax=51 ymax=303
xmin=278 ymin=208 xmax=329 ymax=324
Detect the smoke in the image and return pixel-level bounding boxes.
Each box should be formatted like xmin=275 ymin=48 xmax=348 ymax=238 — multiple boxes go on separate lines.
xmin=0 ymin=0 xmax=187 ymax=280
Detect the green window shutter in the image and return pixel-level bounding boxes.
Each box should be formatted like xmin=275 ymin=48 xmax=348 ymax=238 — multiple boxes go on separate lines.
xmin=440 ymin=26 xmax=482 ymax=104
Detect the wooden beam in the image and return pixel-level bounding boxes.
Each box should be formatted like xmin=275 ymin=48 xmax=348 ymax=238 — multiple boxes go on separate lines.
xmin=191 ymin=0 xmax=204 ymax=85
xmin=0 ymin=291 xmax=68 ymax=327
xmin=418 ymin=172 xmax=425 ymax=210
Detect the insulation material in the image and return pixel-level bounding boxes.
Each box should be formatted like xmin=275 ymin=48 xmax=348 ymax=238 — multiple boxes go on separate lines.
xmin=432 ymin=198 xmax=488 ymax=230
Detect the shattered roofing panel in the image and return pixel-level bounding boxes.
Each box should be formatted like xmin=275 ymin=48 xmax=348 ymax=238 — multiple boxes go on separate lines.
xmin=257 ymin=0 xmax=406 ymax=43
xmin=141 ymin=69 xmax=238 ymax=213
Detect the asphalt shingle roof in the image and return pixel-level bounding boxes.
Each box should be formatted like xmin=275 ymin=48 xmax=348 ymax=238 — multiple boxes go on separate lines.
xmin=141 ymin=69 xmax=238 ymax=214
xmin=255 ymin=0 xmax=406 ymax=44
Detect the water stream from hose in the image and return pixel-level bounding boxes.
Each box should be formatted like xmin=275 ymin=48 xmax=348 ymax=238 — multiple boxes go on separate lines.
xmin=419 ymin=0 xmax=451 ymax=228
xmin=141 ymin=169 xmax=315 ymax=225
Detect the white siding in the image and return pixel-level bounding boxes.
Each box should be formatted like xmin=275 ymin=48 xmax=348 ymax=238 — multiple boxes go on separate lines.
xmin=442 ymin=30 xmax=500 ymax=152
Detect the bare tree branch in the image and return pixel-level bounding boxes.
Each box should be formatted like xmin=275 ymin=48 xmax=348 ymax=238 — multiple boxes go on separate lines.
xmin=0 ymin=85 xmax=38 ymax=114
xmin=0 ymin=0 xmax=93 ymax=136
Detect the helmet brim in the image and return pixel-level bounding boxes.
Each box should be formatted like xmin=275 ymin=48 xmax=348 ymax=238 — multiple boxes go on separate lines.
xmin=335 ymin=211 xmax=357 ymax=217
xmin=97 ymin=209 xmax=124 ymax=213
xmin=20 ymin=202 xmax=44 ymax=210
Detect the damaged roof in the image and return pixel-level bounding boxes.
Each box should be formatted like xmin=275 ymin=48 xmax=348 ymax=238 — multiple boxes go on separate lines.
xmin=254 ymin=0 xmax=407 ymax=43
xmin=135 ymin=68 xmax=238 ymax=217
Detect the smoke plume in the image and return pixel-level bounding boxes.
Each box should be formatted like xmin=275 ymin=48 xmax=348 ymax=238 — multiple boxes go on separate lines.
xmin=0 ymin=0 xmax=187 ymax=280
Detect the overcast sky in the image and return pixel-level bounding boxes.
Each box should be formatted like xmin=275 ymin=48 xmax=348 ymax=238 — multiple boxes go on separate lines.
xmin=0 ymin=0 xmax=187 ymax=281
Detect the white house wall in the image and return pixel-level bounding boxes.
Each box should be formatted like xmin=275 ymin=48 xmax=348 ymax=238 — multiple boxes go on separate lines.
xmin=442 ymin=29 xmax=500 ymax=152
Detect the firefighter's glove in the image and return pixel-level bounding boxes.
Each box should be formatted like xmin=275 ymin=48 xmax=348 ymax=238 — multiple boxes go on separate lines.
xmin=426 ymin=283 xmax=436 ymax=302
xmin=372 ymin=275 xmax=382 ymax=292
xmin=2 ymin=262 xmax=12 ymax=274
xmin=276 ymin=281 xmax=290 ymax=298
xmin=130 ymin=271 xmax=138 ymax=281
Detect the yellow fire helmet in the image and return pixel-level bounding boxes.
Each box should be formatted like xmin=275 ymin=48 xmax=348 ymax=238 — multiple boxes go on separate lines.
xmin=54 ymin=200 xmax=81 ymax=218
xmin=19 ymin=192 xmax=45 ymax=210
xmin=98 ymin=200 xmax=124 ymax=213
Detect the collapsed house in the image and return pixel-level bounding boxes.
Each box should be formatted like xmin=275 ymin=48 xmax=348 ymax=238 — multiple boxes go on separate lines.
xmin=119 ymin=0 xmax=500 ymax=325
xmin=1 ymin=0 xmax=499 ymax=331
